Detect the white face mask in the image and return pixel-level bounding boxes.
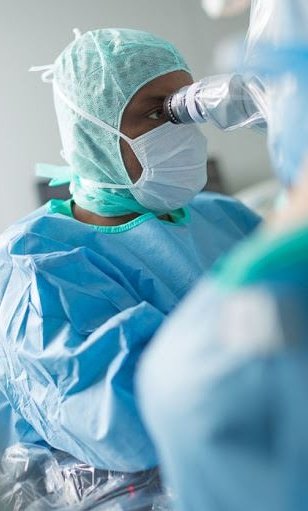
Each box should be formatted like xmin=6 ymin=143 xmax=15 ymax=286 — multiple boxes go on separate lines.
xmin=122 ymin=121 xmax=208 ymax=211
xmin=54 ymin=81 xmax=208 ymax=212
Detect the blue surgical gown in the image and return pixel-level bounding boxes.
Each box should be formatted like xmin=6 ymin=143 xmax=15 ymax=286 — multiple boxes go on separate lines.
xmin=0 ymin=193 xmax=259 ymax=471
xmin=138 ymin=223 xmax=308 ymax=510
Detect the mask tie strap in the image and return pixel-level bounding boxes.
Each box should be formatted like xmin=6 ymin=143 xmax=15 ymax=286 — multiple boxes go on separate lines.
xmin=73 ymin=28 xmax=82 ymax=40
xmin=29 ymin=64 xmax=55 ymax=83
xmin=52 ymin=80 xmax=132 ymax=144
xmin=29 ymin=29 xmax=82 ymax=84
xmin=76 ymin=176 xmax=135 ymax=190
xmin=36 ymin=163 xmax=72 ymax=187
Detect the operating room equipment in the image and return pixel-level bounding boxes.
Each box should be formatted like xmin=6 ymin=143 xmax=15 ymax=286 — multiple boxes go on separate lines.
xmin=164 ymin=0 xmax=274 ymax=129
xmin=176 ymin=0 xmax=308 ymax=133
xmin=244 ymin=0 xmax=308 ymax=186
xmin=163 ymin=73 xmax=266 ymax=130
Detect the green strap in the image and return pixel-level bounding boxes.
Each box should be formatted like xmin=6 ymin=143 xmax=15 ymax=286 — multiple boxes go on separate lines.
xmin=36 ymin=163 xmax=71 ymax=187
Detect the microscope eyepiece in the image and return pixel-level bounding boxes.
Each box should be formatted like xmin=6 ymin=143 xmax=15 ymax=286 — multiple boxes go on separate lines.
xmin=163 ymin=94 xmax=181 ymax=124
xmin=163 ymin=76 xmax=266 ymax=129
xmin=163 ymin=85 xmax=194 ymax=124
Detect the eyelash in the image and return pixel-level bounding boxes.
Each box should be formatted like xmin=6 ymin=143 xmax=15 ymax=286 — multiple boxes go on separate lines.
xmin=147 ymin=108 xmax=164 ymax=121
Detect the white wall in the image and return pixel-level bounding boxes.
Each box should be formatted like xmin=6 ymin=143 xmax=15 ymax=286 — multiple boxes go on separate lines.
xmin=0 ymin=0 xmax=272 ymax=232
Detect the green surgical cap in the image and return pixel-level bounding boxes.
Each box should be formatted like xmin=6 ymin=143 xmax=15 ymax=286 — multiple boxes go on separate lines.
xmin=52 ymin=28 xmax=190 ymax=216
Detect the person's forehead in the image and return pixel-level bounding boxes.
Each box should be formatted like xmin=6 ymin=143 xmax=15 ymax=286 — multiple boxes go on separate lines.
xmin=129 ymin=71 xmax=193 ymax=106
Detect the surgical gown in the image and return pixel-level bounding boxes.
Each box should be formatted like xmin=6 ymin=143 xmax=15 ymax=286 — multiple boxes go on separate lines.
xmin=138 ymin=223 xmax=308 ymax=510
xmin=0 ymin=193 xmax=259 ymax=471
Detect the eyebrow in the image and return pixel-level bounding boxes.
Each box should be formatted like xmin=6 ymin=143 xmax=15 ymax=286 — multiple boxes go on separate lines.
xmin=127 ymin=94 xmax=167 ymax=114
xmin=139 ymin=95 xmax=167 ymax=104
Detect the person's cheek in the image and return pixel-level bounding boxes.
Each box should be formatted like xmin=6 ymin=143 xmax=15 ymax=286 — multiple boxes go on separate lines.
xmin=120 ymin=138 xmax=143 ymax=182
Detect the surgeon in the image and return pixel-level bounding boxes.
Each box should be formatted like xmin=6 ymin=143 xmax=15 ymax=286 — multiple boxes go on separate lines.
xmin=137 ymin=1 xmax=308 ymax=509
xmin=0 ymin=28 xmax=259 ymax=472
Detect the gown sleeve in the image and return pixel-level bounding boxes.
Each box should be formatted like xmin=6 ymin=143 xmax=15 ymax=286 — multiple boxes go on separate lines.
xmin=0 ymin=249 xmax=165 ymax=471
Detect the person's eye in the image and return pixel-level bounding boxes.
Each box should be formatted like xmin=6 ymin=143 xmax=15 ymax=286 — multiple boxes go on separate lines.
xmin=147 ymin=108 xmax=164 ymax=121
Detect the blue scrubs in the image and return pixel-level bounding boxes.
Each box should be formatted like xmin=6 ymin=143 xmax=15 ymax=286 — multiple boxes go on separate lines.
xmin=0 ymin=193 xmax=259 ymax=471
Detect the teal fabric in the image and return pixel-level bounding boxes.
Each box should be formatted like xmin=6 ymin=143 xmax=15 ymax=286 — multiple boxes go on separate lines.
xmin=51 ymin=28 xmax=190 ymax=216
xmin=48 ymin=198 xmax=190 ymax=233
xmin=0 ymin=193 xmax=259 ymax=470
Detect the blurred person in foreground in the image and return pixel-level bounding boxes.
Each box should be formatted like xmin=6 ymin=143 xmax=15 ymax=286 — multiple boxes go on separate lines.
xmin=138 ymin=1 xmax=308 ymax=509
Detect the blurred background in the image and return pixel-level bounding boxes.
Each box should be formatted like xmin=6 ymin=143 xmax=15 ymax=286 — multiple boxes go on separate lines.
xmin=0 ymin=0 xmax=272 ymax=232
